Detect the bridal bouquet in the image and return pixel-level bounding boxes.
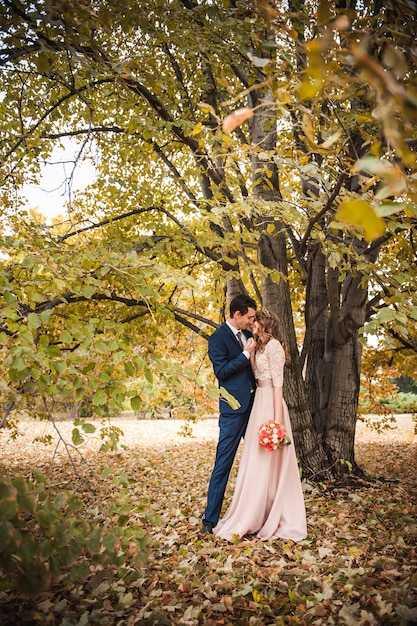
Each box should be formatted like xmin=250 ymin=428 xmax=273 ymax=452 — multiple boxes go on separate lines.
xmin=258 ymin=420 xmax=291 ymax=452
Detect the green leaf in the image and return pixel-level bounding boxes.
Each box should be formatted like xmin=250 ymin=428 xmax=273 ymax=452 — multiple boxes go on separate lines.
xmin=0 ymin=483 xmax=18 ymax=519
xmin=72 ymin=428 xmax=84 ymax=446
xmin=125 ymin=361 xmax=135 ymax=376
xmin=92 ymin=389 xmax=106 ymax=406
xmin=82 ymin=422 xmax=96 ymax=434
xmin=39 ymin=310 xmax=52 ymax=324
xmin=11 ymin=356 xmax=26 ymax=371
xmin=17 ymin=562 xmax=50 ymax=595
xmin=53 ymin=278 xmax=67 ymax=291
xmin=95 ymin=341 xmax=108 ymax=353
xmin=377 ymin=201 xmax=408 ymax=216
xmin=47 ymin=345 xmax=61 ymax=358
xmin=144 ymin=366 xmax=153 ymax=384
xmin=81 ymin=284 xmax=96 ymax=298
xmin=52 ymin=361 xmax=66 ymax=376
xmin=69 ymin=563 xmax=90 ymax=582
xmin=3 ymin=290 xmax=16 ymax=304
xmin=119 ymin=592 xmax=135 ymax=606
xmin=21 ymin=257 xmax=36 ymax=269
xmin=377 ymin=308 xmax=395 ymax=322
xmin=131 ymin=395 xmax=142 ymax=411
xmin=35 ymin=54 xmax=52 ymax=73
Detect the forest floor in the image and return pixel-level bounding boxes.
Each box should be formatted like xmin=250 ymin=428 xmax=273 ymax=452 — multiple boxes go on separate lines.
xmin=0 ymin=413 xmax=416 ymax=625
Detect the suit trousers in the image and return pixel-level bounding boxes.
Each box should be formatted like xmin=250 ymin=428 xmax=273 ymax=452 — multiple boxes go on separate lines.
xmin=204 ymin=401 xmax=254 ymax=526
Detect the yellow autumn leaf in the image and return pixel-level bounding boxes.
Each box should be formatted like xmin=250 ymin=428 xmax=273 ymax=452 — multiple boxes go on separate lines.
xmin=349 ymin=546 xmax=363 ymax=558
xmin=221 ymin=133 xmax=233 ymax=146
xmin=231 ymin=533 xmax=241 ymax=546
xmin=252 ymin=589 xmax=264 ymax=603
xmin=336 ymin=199 xmax=385 ymax=242
xmin=357 ymin=115 xmax=374 ymax=123
xmin=198 ymin=102 xmax=216 ymax=115
xmin=302 ymin=113 xmax=315 ymax=143
xmin=191 ymin=122 xmax=203 ymax=136
xmin=299 ymin=39 xmax=325 ymax=99
xmin=299 ymin=76 xmax=323 ymax=99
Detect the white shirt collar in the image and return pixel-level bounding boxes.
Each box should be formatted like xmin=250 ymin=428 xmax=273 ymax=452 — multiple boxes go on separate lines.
xmin=226 ymin=320 xmax=240 ymax=336
xmin=227 ymin=321 xmax=245 ymax=340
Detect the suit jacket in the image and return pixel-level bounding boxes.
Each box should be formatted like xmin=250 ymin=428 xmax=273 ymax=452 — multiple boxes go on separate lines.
xmin=208 ymin=323 xmax=256 ymax=417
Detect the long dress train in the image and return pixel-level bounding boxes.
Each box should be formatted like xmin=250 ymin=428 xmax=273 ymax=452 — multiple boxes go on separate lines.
xmin=213 ymin=339 xmax=307 ymax=542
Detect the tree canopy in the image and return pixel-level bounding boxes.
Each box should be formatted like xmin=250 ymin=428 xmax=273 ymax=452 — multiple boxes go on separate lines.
xmin=1 ymin=0 xmax=416 ymax=476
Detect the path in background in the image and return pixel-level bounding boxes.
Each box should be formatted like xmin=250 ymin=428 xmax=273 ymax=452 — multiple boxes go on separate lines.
xmin=0 ymin=413 xmax=414 ymax=467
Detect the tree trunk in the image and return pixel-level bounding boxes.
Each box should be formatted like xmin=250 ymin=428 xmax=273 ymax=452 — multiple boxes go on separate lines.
xmin=308 ymin=250 xmax=370 ymax=475
xmin=258 ymin=230 xmax=331 ymax=479
xmin=323 ymin=330 xmax=363 ymax=475
xmin=226 ymin=277 xmax=251 ymax=303
xmin=303 ymin=243 xmax=330 ymax=436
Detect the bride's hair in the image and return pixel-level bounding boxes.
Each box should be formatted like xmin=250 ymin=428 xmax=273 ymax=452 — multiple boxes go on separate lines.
xmin=254 ymin=308 xmax=290 ymax=361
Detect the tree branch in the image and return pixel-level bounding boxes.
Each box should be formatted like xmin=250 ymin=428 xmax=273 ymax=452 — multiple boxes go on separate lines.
xmin=172 ymin=312 xmax=211 ymax=340
xmin=298 ymin=172 xmax=346 ymax=259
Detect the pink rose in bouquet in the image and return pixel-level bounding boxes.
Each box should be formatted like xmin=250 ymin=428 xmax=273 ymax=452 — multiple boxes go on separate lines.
xmin=258 ymin=419 xmax=291 ymax=452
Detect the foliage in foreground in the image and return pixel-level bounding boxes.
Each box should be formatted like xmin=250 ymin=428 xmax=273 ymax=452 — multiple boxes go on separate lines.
xmin=0 ymin=417 xmax=416 ymax=625
xmin=0 ymin=472 xmax=150 ymax=597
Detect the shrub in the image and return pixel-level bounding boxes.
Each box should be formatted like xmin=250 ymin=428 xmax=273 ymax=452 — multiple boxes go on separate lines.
xmin=380 ymin=392 xmax=417 ymax=414
xmin=0 ymin=474 xmax=150 ymax=596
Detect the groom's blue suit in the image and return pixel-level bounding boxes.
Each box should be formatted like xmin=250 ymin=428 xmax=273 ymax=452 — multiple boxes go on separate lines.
xmin=203 ymin=323 xmax=256 ymax=527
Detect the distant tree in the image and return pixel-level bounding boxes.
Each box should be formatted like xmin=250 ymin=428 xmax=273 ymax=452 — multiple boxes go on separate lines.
xmin=391 ymin=376 xmax=417 ymax=395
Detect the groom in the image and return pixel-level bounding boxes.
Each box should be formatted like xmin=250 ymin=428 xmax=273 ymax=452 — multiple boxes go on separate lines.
xmin=202 ymin=294 xmax=257 ymax=534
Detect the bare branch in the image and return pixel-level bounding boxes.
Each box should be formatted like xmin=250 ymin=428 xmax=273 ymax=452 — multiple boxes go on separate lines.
xmin=173 ymin=307 xmax=217 ymax=330
xmin=172 ymin=311 xmax=211 ymax=340
xmin=57 ymin=207 xmax=156 ymax=243
xmin=0 ymin=399 xmax=15 ymax=429
xmin=44 ymin=399 xmax=96 ymax=492
xmin=298 ymin=172 xmax=346 ymax=259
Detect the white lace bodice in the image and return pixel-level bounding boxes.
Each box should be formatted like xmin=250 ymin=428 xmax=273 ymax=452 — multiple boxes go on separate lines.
xmin=254 ymin=338 xmax=285 ymax=387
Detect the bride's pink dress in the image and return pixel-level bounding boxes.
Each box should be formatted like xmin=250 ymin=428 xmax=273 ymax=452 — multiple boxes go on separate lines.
xmin=213 ymin=338 xmax=307 ymax=542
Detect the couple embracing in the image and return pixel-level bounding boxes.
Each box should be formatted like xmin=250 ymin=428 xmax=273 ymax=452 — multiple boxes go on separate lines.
xmin=202 ymin=294 xmax=307 ymax=542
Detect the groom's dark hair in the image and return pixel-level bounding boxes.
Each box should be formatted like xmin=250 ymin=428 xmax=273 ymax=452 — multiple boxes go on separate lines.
xmin=229 ymin=294 xmax=257 ymax=317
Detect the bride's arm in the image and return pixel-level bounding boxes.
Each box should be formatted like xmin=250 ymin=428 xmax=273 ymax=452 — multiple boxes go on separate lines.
xmin=268 ymin=340 xmax=285 ymax=421
xmin=273 ymin=386 xmax=283 ymax=422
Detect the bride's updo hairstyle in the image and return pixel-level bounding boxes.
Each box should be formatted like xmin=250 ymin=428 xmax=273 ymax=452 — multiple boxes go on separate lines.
xmin=254 ymin=308 xmax=290 ymax=361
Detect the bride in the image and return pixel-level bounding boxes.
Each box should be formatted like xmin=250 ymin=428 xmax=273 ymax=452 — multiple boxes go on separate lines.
xmin=213 ymin=308 xmax=307 ymax=542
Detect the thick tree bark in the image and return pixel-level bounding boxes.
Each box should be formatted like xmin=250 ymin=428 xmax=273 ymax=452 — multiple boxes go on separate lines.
xmin=303 ymin=232 xmax=381 ymax=476
xmin=303 ymin=243 xmax=330 ymax=436
xmin=321 ymin=261 xmax=369 ymax=474
xmin=226 ymin=278 xmax=251 ymax=303
xmin=258 ymin=232 xmax=331 ymax=479
xmin=323 ymin=331 xmax=364 ymax=474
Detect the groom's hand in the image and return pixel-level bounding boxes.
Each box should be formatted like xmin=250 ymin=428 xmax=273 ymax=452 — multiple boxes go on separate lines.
xmin=245 ymin=338 xmax=256 ymax=354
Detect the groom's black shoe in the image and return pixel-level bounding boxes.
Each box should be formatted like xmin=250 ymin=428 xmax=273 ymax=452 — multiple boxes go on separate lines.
xmin=202 ymin=522 xmax=214 ymax=535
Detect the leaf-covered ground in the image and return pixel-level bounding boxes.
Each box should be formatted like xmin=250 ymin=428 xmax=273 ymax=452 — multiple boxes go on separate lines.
xmin=0 ymin=414 xmax=416 ymax=625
